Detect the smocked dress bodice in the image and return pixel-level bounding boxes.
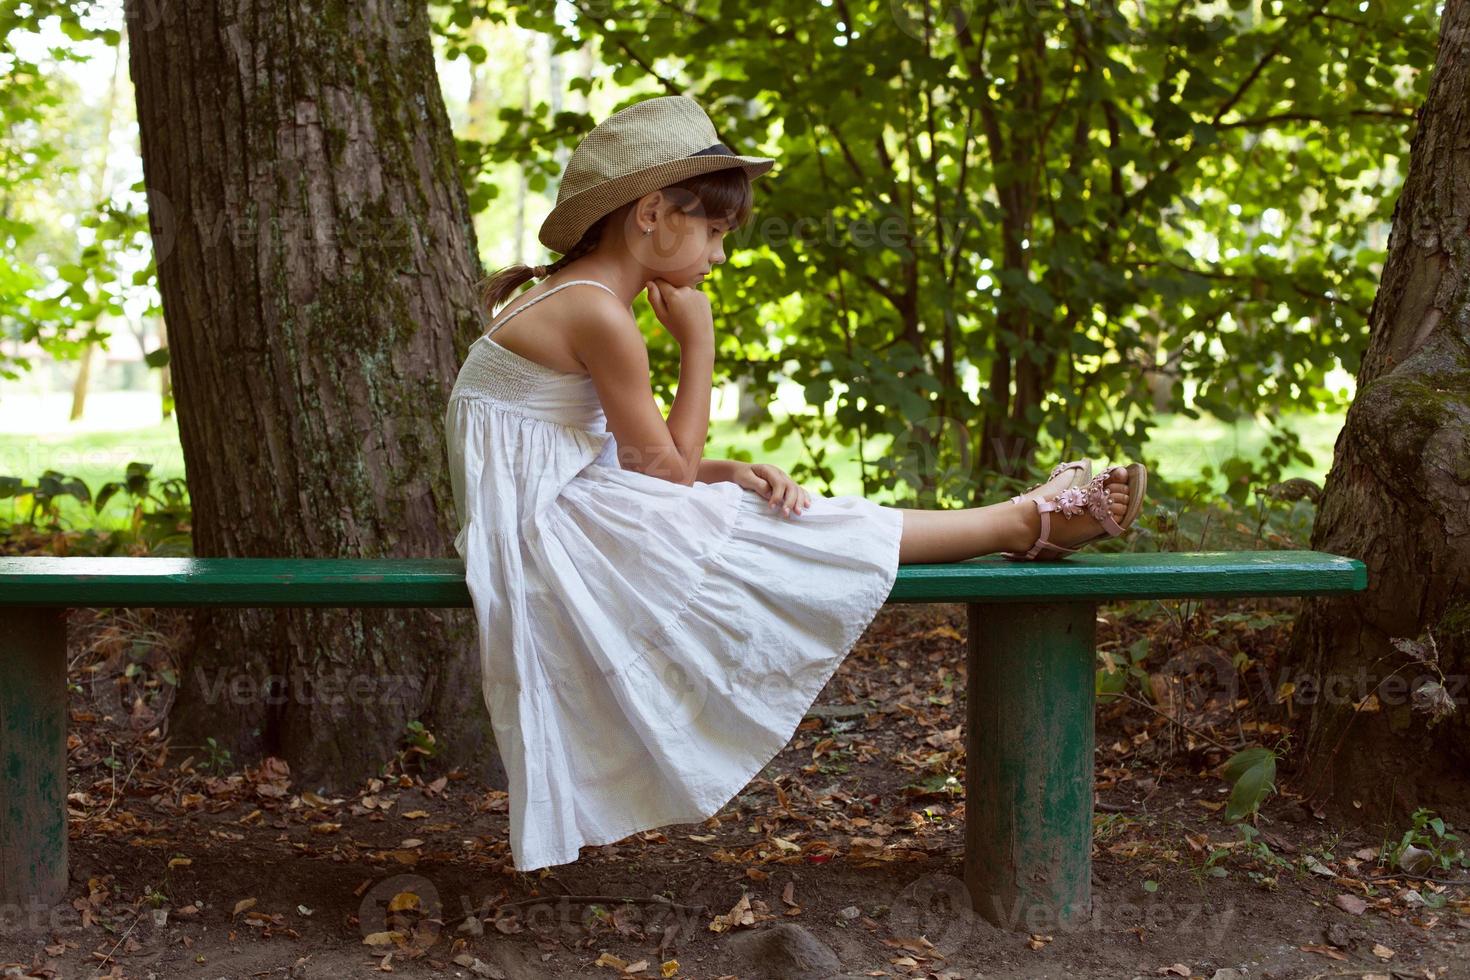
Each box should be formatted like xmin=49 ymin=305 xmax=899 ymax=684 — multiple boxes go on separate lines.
xmin=450 ymin=278 xmax=616 ymax=438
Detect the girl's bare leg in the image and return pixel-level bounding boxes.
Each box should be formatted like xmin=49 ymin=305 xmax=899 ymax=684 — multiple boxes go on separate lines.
xmin=884 ymin=465 xmax=1135 ymax=564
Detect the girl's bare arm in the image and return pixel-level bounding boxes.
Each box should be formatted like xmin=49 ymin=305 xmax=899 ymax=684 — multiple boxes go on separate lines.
xmin=573 ymin=295 xmax=712 ymax=485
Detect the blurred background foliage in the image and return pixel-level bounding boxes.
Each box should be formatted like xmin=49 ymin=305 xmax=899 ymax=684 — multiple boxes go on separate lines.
xmin=0 ymin=0 xmax=1444 ymax=555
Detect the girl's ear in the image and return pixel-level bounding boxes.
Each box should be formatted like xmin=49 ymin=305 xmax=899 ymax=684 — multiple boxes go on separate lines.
xmin=634 ymin=190 xmax=665 ymax=229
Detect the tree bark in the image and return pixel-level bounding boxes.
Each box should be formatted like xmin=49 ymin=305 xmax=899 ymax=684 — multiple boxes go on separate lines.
xmin=1283 ymin=0 xmax=1470 ymax=828
xmin=126 ymin=0 xmax=499 ymax=791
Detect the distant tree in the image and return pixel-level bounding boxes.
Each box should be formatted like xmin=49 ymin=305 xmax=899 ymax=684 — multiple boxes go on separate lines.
xmin=0 ymin=1 xmax=132 ymax=384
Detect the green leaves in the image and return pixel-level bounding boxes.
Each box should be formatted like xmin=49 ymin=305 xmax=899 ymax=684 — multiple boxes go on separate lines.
xmin=1221 ymin=746 xmax=1278 ymax=823
xmin=0 ymin=0 xmax=1420 ymax=506
xmin=1096 ymin=636 xmax=1151 ymax=703
xmin=3 ymin=460 xmax=192 ymax=553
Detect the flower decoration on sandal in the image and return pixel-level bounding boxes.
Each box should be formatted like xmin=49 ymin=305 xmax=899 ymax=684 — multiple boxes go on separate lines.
xmin=1049 ymin=473 xmax=1115 ymax=522
xmin=1051 ymin=485 xmax=1089 ymax=517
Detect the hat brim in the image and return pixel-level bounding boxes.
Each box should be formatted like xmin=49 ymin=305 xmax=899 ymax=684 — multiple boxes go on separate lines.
xmin=538 ymin=154 xmax=775 ymax=255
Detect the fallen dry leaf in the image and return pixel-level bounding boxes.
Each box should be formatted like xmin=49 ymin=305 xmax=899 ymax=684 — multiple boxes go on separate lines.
xmin=1299 ymin=944 xmax=1348 ymax=961
xmin=707 ymin=893 xmax=756 ymax=933
xmin=387 ymin=892 xmax=421 ymax=913
xmin=594 ymin=950 xmax=630 ymax=970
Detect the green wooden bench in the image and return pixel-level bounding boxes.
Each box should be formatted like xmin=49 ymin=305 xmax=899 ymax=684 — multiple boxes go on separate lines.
xmin=1 ymin=551 xmax=1365 ymax=930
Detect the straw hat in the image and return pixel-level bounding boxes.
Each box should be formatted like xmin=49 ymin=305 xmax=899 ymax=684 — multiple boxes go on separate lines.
xmin=538 ymin=95 xmax=776 ymax=255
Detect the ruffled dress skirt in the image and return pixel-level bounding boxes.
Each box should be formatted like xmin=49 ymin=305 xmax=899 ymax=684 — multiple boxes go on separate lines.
xmin=446 ymin=334 xmax=905 ymax=871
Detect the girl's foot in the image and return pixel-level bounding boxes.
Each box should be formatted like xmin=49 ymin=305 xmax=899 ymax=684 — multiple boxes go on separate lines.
xmin=1011 ymin=460 xmax=1089 ymax=510
xmin=1006 ymin=465 xmax=1135 ymax=556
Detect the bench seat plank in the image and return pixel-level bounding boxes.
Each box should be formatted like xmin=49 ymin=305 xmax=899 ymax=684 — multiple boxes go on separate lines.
xmin=0 ymin=551 xmax=1366 ymax=607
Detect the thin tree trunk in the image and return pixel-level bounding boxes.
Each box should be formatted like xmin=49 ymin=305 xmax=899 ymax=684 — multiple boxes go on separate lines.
xmin=1283 ymin=0 xmax=1470 ymax=827
xmin=70 ymin=36 xmax=125 ymax=423
xmin=513 ymin=33 xmax=534 ymax=268
xmin=157 ymin=318 xmax=171 ymax=421
xmin=127 ymin=0 xmax=496 ymax=791
xmin=69 ymin=345 xmax=94 ymax=422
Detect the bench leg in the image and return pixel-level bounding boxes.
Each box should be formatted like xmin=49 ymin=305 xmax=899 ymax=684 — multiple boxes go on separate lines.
xmin=0 ymin=607 xmax=68 ymax=909
xmin=965 ymin=600 xmax=1095 ymax=933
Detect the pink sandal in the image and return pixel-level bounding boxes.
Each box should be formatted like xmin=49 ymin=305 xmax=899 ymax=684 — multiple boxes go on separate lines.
xmin=1003 ymin=462 xmax=1148 ymax=561
xmin=1010 ymin=458 xmax=1092 ymax=505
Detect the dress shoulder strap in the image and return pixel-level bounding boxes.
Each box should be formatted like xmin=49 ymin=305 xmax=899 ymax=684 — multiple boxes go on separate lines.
xmin=487 ymin=279 xmax=618 ymax=336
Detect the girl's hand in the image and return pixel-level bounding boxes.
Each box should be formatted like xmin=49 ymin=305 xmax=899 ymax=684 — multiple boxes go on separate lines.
xmin=644 ymin=278 xmax=713 ymax=350
xmin=734 ymin=462 xmax=812 ymax=518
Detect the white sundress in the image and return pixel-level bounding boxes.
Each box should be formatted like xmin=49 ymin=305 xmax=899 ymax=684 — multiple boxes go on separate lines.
xmin=444 ymin=278 xmax=905 ymax=872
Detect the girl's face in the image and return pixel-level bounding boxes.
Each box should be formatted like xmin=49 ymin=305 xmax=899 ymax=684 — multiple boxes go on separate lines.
xmin=639 ymin=201 xmax=733 ymax=288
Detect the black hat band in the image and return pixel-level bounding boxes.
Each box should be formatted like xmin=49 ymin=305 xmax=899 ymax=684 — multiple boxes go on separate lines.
xmin=688 ymin=142 xmax=735 ymax=158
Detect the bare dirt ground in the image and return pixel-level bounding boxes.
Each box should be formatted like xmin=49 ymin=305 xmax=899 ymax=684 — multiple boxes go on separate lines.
xmin=2 ymin=598 xmax=1467 ymax=980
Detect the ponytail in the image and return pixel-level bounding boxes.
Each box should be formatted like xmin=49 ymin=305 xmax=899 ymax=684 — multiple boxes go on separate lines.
xmin=475 ymin=217 xmax=609 ymax=323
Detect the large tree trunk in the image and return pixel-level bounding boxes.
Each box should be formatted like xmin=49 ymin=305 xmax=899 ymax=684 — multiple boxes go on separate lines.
xmin=1283 ymin=0 xmax=1470 ymax=828
xmin=126 ymin=0 xmax=498 ymax=791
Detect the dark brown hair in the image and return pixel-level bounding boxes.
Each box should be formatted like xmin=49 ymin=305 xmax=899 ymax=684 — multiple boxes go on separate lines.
xmin=475 ymin=166 xmax=756 ymax=323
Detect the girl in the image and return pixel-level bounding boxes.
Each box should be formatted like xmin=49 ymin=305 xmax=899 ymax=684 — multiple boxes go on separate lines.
xmin=445 ymin=95 xmax=1146 ymax=873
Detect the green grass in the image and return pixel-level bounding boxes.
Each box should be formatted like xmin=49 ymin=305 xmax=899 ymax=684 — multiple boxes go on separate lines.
xmin=0 ymin=407 xmax=1346 ymax=533
xmin=0 ymin=415 xmax=185 ymax=531
xmin=710 ymin=407 xmax=1346 ymax=501
xmin=1142 ymin=408 xmax=1344 ymax=490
